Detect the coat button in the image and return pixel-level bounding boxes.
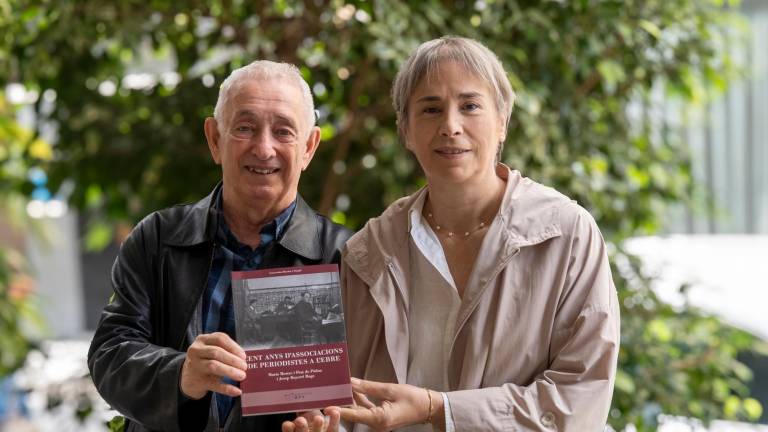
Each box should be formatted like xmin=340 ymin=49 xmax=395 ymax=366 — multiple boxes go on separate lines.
xmin=540 ymin=412 xmax=556 ymax=428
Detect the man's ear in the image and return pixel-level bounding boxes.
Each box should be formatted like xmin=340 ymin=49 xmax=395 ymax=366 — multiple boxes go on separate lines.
xmin=301 ymin=126 xmax=322 ymax=171
xmin=204 ymin=117 xmax=222 ymax=165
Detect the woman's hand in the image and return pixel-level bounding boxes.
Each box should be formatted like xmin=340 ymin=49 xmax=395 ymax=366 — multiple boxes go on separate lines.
xmin=338 ymin=378 xmax=444 ymax=431
xmin=281 ymin=408 xmax=341 ymax=432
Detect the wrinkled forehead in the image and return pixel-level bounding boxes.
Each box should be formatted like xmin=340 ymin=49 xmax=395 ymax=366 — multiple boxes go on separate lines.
xmin=224 ymin=78 xmax=307 ymax=124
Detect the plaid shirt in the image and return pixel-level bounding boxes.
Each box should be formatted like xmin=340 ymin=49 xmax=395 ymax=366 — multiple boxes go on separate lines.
xmin=203 ymin=196 xmax=296 ymax=426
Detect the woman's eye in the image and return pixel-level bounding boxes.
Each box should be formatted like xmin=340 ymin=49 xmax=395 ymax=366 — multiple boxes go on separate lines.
xmin=423 ymin=107 xmax=441 ymax=114
xmin=463 ymin=103 xmax=480 ymax=111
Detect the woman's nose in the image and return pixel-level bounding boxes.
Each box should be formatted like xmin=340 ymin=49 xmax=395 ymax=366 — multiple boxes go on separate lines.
xmin=438 ymin=110 xmax=462 ymax=137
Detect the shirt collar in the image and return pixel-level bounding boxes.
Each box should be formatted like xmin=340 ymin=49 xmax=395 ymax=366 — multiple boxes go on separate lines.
xmin=214 ymin=191 xmax=297 ymax=251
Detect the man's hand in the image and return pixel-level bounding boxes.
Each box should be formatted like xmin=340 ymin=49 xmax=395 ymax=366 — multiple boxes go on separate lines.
xmin=180 ymin=332 xmax=247 ymax=400
xmin=338 ymin=378 xmax=444 ymax=432
xmin=282 ymin=408 xmax=341 ymax=432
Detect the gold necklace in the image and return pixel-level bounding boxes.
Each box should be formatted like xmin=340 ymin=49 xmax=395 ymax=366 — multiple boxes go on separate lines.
xmin=426 ymin=210 xmax=491 ymax=239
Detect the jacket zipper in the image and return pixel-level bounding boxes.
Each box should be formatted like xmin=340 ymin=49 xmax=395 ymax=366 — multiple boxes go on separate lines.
xmin=386 ymin=261 xmax=409 ymax=312
xmin=447 ymin=247 xmax=521 ymax=369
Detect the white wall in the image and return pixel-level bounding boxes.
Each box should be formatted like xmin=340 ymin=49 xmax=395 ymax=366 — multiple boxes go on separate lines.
xmin=25 ymin=211 xmax=86 ymax=339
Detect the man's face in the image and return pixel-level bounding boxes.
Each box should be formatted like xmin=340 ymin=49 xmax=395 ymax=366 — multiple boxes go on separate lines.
xmin=205 ymin=78 xmax=320 ymax=214
xmin=303 ymin=293 xmax=311 ymax=302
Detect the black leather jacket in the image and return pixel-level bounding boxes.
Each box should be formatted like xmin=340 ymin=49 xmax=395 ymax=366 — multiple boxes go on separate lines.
xmin=88 ymin=184 xmax=352 ymax=431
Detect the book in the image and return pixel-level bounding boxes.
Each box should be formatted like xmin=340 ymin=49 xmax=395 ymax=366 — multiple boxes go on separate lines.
xmin=231 ymin=264 xmax=354 ymax=416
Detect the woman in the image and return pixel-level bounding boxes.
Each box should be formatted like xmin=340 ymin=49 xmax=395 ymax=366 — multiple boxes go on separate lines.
xmin=284 ymin=36 xmax=619 ymax=432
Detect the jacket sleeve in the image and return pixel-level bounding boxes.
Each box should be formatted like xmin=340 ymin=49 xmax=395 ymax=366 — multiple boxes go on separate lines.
xmin=446 ymin=206 xmax=620 ymax=431
xmin=87 ymin=217 xmax=211 ymax=431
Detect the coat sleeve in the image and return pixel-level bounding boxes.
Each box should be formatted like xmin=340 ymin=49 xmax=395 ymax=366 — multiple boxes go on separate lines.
xmin=446 ymin=206 xmax=620 ymax=431
xmin=87 ymin=217 xmax=211 ymax=431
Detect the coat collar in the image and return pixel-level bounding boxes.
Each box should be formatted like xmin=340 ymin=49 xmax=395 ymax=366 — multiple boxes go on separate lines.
xmin=164 ymin=183 xmax=323 ymax=261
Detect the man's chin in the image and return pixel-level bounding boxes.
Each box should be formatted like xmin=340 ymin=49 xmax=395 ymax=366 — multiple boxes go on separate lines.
xmin=242 ymin=186 xmax=295 ymax=208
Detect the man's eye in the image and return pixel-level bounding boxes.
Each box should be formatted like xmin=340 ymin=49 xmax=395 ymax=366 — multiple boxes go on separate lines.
xmin=423 ymin=107 xmax=441 ymax=114
xmin=235 ymin=126 xmax=252 ymax=132
xmin=463 ymin=103 xmax=480 ymax=111
xmin=275 ymin=129 xmax=294 ymax=137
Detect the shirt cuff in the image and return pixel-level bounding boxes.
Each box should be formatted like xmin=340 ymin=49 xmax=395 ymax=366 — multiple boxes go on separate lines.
xmin=442 ymin=392 xmax=455 ymax=432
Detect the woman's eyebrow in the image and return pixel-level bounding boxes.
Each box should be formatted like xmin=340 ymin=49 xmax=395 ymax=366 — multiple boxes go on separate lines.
xmin=415 ymin=95 xmax=442 ymax=103
xmin=458 ymin=91 xmax=483 ymax=99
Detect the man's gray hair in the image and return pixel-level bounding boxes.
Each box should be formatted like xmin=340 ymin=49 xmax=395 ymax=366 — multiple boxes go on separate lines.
xmin=213 ymin=60 xmax=315 ymax=135
xmin=392 ymin=36 xmax=516 ymax=148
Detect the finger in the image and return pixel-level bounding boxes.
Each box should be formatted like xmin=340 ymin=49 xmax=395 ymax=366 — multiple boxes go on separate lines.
xmin=353 ymin=391 xmax=375 ymax=409
xmin=294 ymin=416 xmax=309 ymax=432
xmin=310 ymin=414 xmax=325 ymax=432
xmin=196 ymin=343 xmax=248 ymax=371
xmin=351 ymin=378 xmax=392 ymax=399
xmin=337 ymin=406 xmax=376 ymax=425
xmin=211 ymin=380 xmax=242 ymax=397
xmin=282 ymin=421 xmax=296 ymax=432
xmin=299 ymin=409 xmax=323 ymax=421
xmin=324 ymin=408 xmax=340 ymax=431
xmin=201 ymin=358 xmax=247 ymax=382
xmin=199 ymin=332 xmax=246 ymax=359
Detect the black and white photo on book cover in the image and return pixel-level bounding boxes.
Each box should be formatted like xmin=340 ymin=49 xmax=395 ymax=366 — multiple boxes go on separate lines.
xmin=232 ymin=264 xmax=347 ymax=350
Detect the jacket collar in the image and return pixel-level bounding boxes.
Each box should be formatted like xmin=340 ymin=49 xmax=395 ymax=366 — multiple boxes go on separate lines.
xmin=164 ymin=183 xmax=221 ymax=247
xmin=164 ymin=183 xmax=323 ymax=261
xmin=278 ymin=195 xmax=323 ymax=260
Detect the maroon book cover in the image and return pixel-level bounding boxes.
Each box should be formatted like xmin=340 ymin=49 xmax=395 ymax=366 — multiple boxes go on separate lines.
xmin=231 ymin=264 xmax=353 ymax=416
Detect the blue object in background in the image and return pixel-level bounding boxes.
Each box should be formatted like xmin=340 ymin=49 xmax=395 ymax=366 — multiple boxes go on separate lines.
xmin=0 ymin=375 xmax=28 ymax=422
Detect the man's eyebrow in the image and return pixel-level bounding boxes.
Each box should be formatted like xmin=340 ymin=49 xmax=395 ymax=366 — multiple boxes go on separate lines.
xmin=232 ymin=110 xmax=298 ymax=128
xmin=232 ymin=109 xmax=257 ymax=119
xmin=273 ymin=113 xmax=298 ymax=129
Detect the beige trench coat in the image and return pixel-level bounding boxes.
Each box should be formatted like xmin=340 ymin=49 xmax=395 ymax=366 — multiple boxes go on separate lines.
xmin=342 ymin=166 xmax=619 ymax=431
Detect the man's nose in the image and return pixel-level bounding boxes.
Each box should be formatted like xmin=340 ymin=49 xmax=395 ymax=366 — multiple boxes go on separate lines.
xmin=438 ymin=110 xmax=462 ymax=137
xmin=251 ymin=130 xmax=277 ymax=160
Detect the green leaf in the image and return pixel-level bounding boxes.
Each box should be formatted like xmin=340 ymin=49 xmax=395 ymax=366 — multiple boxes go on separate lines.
xmin=597 ymin=60 xmax=626 ymax=94
xmin=85 ymin=221 xmax=113 ymax=252
xmin=646 ymin=319 xmax=672 ymax=342
xmin=743 ymin=398 xmax=763 ymax=420
xmin=638 ymin=20 xmax=662 ymax=39
xmin=106 ymin=415 xmax=125 ymax=432
xmin=723 ymin=395 xmax=740 ymax=419
xmin=614 ymin=369 xmax=636 ymax=394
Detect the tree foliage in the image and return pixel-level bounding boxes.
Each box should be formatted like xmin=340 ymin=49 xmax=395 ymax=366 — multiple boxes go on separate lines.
xmin=0 ymin=92 xmax=42 ymax=377
xmin=0 ymin=0 xmax=764 ymax=429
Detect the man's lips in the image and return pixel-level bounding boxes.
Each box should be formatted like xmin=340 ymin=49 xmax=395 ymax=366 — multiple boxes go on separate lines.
xmin=244 ymin=165 xmax=280 ymax=174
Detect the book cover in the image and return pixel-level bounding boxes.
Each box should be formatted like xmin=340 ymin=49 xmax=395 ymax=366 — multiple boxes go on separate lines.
xmin=231 ymin=264 xmax=353 ymax=416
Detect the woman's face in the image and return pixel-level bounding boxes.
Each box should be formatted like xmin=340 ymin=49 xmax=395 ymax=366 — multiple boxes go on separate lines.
xmin=404 ymin=61 xmax=505 ymax=188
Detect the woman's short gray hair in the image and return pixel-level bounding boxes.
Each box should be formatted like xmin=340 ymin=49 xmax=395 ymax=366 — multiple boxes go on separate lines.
xmin=213 ymin=60 xmax=315 ymax=135
xmin=392 ymin=36 xmax=516 ymax=144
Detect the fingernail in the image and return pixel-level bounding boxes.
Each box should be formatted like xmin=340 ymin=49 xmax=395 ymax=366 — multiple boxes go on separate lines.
xmin=350 ymin=377 xmax=360 ymax=384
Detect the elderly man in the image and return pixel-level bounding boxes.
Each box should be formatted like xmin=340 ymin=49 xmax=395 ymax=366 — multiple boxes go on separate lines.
xmin=88 ymin=61 xmax=351 ymax=431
